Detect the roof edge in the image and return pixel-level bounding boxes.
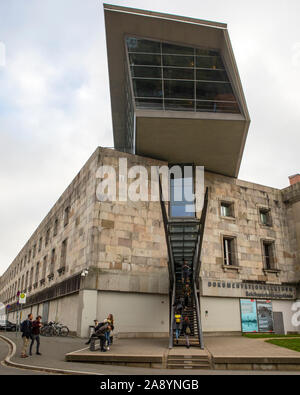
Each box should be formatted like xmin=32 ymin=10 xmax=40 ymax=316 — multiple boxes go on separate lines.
xmin=103 ymin=3 xmax=227 ymax=30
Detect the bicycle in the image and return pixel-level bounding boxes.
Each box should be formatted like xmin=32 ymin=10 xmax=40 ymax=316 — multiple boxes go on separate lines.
xmin=41 ymin=321 xmax=69 ymax=337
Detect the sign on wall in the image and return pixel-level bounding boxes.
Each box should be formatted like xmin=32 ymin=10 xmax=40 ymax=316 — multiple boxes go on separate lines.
xmin=240 ymin=299 xmax=258 ymax=332
xmin=257 ymin=300 xmax=274 ymax=332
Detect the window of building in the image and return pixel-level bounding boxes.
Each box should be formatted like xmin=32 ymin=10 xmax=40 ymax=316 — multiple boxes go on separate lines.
xmin=60 ymin=239 xmax=68 ymax=269
xmin=45 ymin=228 xmax=50 ymax=246
xmin=50 ymin=249 xmax=56 ymax=274
xmin=262 ymin=241 xmax=275 ymax=270
xmin=28 ymin=250 xmax=31 ymax=262
xmin=223 ymin=236 xmax=237 ymax=266
xmin=126 ymin=37 xmax=240 ymax=114
xmin=53 ymin=219 xmax=59 ymax=236
xmin=29 ymin=267 xmax=33 ymax=287
xmin=220 ymin=201 xmax=234 ymax=218
xmin=33 ymin=244 xmax=36 ymax=258
xmin=259 ymin=208 xmax=272 ymax=227
xmin=42 ymin=256 xmax=47 ymax=279
xmin=38 ymin=237 xmax=43 ymax=252
xmin=64 ymin=207 xmax=70 ymax=227
xmin=35 ymin=262 xmax=40 ymax=284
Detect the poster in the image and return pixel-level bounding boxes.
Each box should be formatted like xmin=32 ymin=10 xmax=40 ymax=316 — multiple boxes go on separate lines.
xmin=257 ymin=300 xmax=274 ymax=332
xmin=240 ymin=299 xmax=258 ymax=332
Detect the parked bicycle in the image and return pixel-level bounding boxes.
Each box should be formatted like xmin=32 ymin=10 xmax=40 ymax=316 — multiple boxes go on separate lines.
xmin=41 ymin=321 xmax=69 ymax=337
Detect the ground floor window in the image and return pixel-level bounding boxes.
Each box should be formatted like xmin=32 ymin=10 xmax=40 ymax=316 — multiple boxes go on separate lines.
xmin=240 ymin=299 xmax=274 ymax=333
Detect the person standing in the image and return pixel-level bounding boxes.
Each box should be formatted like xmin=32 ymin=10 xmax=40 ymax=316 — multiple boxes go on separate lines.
xmin=20 ymin=313 xmax=33 ymax=358
xmin=183 ymin=283 xmax=191 ymax=310
xmin=182 ymin=316 xmax=191 ymax=349
xmin=105 ymin=314 xmax=114 ymax=350
xmin=182 ymin=260 xmax=190 ymax=284
xmin=29 ymin=316 xmax=42 ymax=356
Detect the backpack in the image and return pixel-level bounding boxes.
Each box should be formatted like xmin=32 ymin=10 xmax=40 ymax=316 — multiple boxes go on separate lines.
xmin=175 ymin=314 xmax=181 ymax=324
xmin=20 ymin=320 xmax=26 ymax=333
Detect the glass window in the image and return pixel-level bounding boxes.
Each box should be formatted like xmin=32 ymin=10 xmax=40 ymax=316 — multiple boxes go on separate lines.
xmin=223 ymin=237 xmax=237 ymax=266
xmin=196 ymin=56 xmax=224 ymax=69
xmin=196 ymin=69 xmax=228 ymax=82
xmin=165 ymin=99 xmax=194 ymax=111
xmin=164 ymin=80 xmax=194 ymax=99
xmin=131 ymin=66 xmax=162 ymax=79
xmin=126 ymin=37 xmax=161 ymax=53
xmin=197 ymin=81 xmax=235 ymax=101
xmin=163 ymin=55 xmax=194 ymax=68
xmin=221 ymin=202 xmax=234 ymax=217
xmin=133 ymin=79 xmax=163 ymax=98
xmin=260 ymin=209 xmax=272 ymax=226
xmin=162 ymin=42 xmax=194 ymax=55
xmin=129 ymin=53 xmax=161 ymax=66
xmin=135 ymin=98 xmax=163 ymax=109
xmin=263 ymin=241 xmax=275 ymax=269
xmin=170 ymin=167 xmax=195 ymax=218
xmin=163 ymin=67 xmax=194 ymax=80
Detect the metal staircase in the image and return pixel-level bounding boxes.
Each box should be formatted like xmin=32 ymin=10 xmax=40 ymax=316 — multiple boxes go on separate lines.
xmin=159 ymin=180 xmax=208 ymax=349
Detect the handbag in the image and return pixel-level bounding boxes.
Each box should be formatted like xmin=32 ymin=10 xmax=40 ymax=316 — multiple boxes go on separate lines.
xmin=186 ymin=326 xmax=191 ymax=335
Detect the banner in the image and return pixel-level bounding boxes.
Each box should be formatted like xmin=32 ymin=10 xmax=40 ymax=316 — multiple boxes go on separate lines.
xmin=240 ymin=299 xmax=258 ymax=332
xmin=257 ymin=300 xmax=274 ymax=332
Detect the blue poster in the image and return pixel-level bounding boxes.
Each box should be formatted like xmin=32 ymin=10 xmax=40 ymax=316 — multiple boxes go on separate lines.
xmin=240 ymin=299 xmax=258 ymax=332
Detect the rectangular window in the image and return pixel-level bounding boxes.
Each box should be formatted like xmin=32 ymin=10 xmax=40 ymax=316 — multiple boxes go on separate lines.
xmin=45 ymin=228 xmax=50 ymax=246
xmin=263 ymin=241 xmax=275 ymax=270
xmin=220 ymin=201 xmax=234 ymax=218
xmin=29 ymin=267 xmax=33 ymax=286
xmin=42 ymin=256 xmax=47 ymax=278
xmin=223 ymin=236 xmax=237 ymax=266
xmin=35 ymin=262 xmax=40 ymax=283
xmin=53 ymin=219 xmax=59 ymax=236
xmin=50 ymin=249 xmax=56 ymax=273
xmin=33 ymin=244 xmax=36 ymax=258
xmin=260 ymin=208 xmax=272 ymax=226
xmin=60 ymin=239 xmax=68 ymax=268
xmin=64 ymin=207 xmax=70 ymax=227
xmin=38 ymin=237 xmax=43 ymax=252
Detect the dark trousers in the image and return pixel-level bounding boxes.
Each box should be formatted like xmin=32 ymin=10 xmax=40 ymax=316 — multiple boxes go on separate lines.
xmin=91 ymin=334 xmax=106 ymax=350
xmin=30 ymin=335 xmax=40 ymax=354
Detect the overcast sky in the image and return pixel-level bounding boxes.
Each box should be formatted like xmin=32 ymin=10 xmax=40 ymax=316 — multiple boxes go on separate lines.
xmin=0 ymin=0 xmax=299 ymax=275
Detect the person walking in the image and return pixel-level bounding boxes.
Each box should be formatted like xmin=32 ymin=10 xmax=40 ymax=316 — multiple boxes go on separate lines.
xmin=182 ymin=260 xmax=190 ymax=284
xmin=173 ymin=310 xmax=182 ymax=345
xmin=20 ymin=313 xmax=33 ymax=358
xmin=29 ymin=316 xmax=42 ymax=356
xmin=182 ymin=316 xmax=191 ymax=349
xmin=183 ymin=283 xmax=191 ymax=310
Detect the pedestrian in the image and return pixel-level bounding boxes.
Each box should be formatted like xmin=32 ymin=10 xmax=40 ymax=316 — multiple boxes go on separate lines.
xmin=182 ymin=316 xmax=191 ymax=349
xmin=20 ymin=313 xmax=33 ymax=358
xmin=182 ymin=260 xmax=191 ymax=284
xmin=173 ymin=310 xmax=182 ymax=345
xmin=105 ymin=314 xmax=114 ymax=350
xmin=85 ymin=319 xmax=99 ymax=345
xmin=173 ymin=299 xmax=183 ymax=314
xmin=183 ymin=283 xmax=191 ymax=309
xmin=29 ymin=315 xmax=42 ymax=356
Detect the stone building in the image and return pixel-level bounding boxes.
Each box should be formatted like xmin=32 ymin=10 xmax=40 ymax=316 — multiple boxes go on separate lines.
xmin=1 ymin=5 xmax=300 ymax=342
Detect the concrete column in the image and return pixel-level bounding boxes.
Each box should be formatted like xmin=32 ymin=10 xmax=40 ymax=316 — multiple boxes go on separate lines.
xmin=77 ymin=289 xmax=98 ymax=338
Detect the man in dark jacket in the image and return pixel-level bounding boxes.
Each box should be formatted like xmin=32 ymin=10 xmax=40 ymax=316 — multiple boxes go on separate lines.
xmin=21 ymin=313 xmax=33 ymax=358
xmin=29 ymin=316 xmax=42 ymax=356
xmin=93 ymin=322 xmax=111 ymax=352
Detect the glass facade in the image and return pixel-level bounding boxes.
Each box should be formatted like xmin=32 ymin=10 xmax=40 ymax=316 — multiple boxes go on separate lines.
xmin=126 ymin=37 xmax=240 ymax=113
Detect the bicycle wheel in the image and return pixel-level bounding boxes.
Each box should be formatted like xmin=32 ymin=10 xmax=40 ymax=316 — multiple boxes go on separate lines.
xmin=59 ymin=326 xmax=69 ymax=337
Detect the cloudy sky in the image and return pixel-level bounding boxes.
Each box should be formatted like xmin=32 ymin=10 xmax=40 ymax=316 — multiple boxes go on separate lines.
xmin=0 ymin=0 xmax=299 ymax=275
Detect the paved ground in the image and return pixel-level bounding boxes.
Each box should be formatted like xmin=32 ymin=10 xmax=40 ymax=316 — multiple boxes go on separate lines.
xmin=0 ymin=336 xmax=45 ymax=375
xmin=1 ymin=332 xmax=300 ymax=375
xmin=205 ymin=336 xmax=300 ymax=358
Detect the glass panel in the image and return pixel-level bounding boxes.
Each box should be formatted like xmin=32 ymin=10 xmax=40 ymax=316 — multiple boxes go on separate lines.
xmin=129 ymin=53 xmax=161 ymax=66
xmin=126 ymin=37 xmax=161 ymax=53
xmin=196 ymin=48 xmax=220 ymax=57
xmin=162 ymin=42 xmax=194 ymax=55
xmin=164 ymin=80 xmax=194 ymax=99
xmin=197 ymin=81 xmax=235 ymax=101
xmin=163 ymin=67 xmax=194 ymax=80
xmin=131 ymin=66 xmax=162 ymax=79
xmin=163 ymin=55 xmax=194 ymax=68
xmin=196 ymin=101 xmax=239 ymax=113
xmin=133 ymin=79 xmax=163 ymax=98
xmin=165 ymin=99 xmax=194 ymax=111
xmin=196 ymin=56 xmax=224 ymax=69
xmin=135 ymin=98 xmax=163 ymax=109
xmin=196 ymin=69 xmax=228 ymax=82
xmin=170 ymin=172 xmax=195 ymax=218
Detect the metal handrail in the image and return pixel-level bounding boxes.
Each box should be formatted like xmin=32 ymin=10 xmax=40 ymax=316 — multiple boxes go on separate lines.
xmin=169 ymin=277 xmax=176 ymax=349
xmin=193 ymin=280 xmax=204 ymax=349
